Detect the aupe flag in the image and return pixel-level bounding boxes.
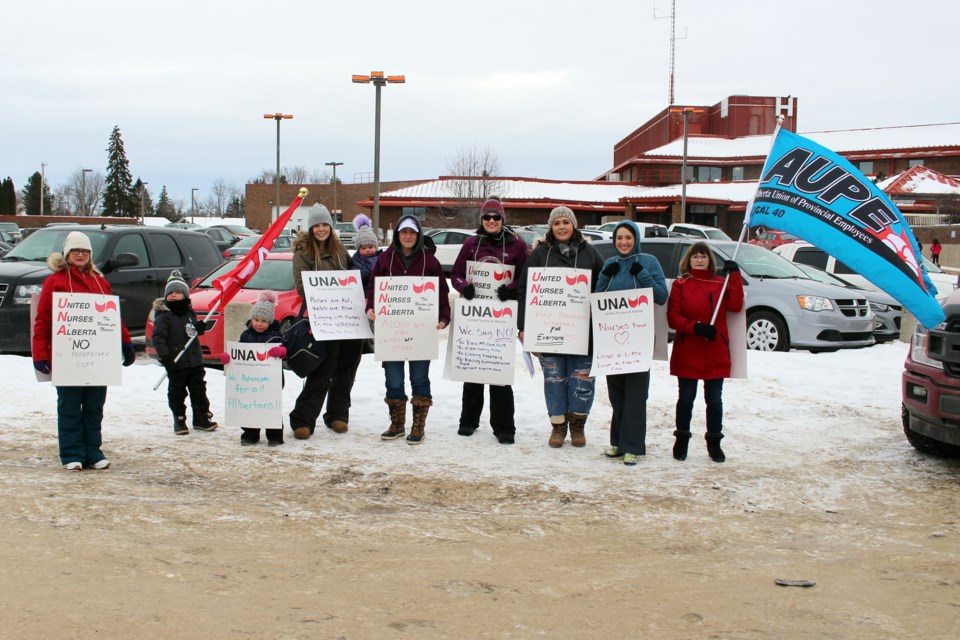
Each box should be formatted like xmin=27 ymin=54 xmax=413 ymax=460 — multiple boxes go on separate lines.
xmin=747 ymin=128 xmax=945 ymax=328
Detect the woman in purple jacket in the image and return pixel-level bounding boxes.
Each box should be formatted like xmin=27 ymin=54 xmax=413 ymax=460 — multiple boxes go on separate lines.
xmin=365 ymin=215 xmax=450 ymax=445
xmin=449 ymin=198 xmax=528 ymax=444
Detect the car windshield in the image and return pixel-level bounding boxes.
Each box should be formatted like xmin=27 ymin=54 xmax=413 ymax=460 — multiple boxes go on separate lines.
xmin=704 ymin=228 xmax=732 ymax=240
xmin=2 ymin=228 xmax=110 ymax=262
xmin=0 ymin=223 xmax=19 ymax=232
xmin=195 ymin=259 xmax=294 ymax=291
xmin=921 ymin=255 xmax=944 ymax=274
xmin=334 ymin=223 xmax=354 ymax=233
xmin=232 ymin=236 xmax=259 ymax=249
xmin=712 ymin=242 xmax=810 ymax=279
xmin=223 ymin=225 xmax=256 ymax=235
xmin=795 ymin=263 xmax=853 ymax=288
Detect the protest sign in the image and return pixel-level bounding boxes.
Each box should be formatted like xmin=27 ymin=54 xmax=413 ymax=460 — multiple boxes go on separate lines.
xmin=443 ymin=299 xmax=517 ymax=384
xmin=589 ymin=288 xmax=655 ymax=377
xmin=373 ymin=276 xmax=440 ymax=361
xmin=466 ymin=261 xmax=515 ymax=299
xmin=521 ymin=267 xmax=591 ymax=354
xmin=301 ymin=270 xmax=373 ymax=340
xmin=223 ymin=341 xmax=282 ymax=429
xmin=51 ymin=292 xmax=122 ymax=386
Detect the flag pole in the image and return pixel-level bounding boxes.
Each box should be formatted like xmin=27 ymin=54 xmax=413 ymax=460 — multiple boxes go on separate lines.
xmin=710 ymin=115 xmax=785 ymax=325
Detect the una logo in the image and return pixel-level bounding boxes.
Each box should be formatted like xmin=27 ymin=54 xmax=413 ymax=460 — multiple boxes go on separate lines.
xmin=628 ymin=295 xmax=649 ymax=307
xmin=338 ymin=275 xmax=358 ymax=286
xmin=565 ymin=274 xmax=589 ymax=285
xmin=95 ymin=300 xmax=118 ymax=313
xmin=412 ymin=281 xmax=436 ymax=294
xmin=492 ymin=307 xmax=513 ymax=318
xmin=229 ymin=348 xmax=270 ymax=361
xmin=462 ymin=306 xmax=514 ymax=319
xmin=492 ymin=270 xmax=509 ymax=281
xmin=597 ymin=295 xmax=650 ymax=311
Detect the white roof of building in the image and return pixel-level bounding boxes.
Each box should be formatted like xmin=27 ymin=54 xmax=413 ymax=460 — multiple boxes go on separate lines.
xmin=640 ymin=122 xmax=960 ymax=159
xmin=380 ymin=177 xmax=649 ymax=204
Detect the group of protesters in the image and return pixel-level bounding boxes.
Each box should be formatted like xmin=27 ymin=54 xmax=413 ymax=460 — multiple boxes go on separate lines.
xmin=32 ymin=200 xmax=743 ymax=471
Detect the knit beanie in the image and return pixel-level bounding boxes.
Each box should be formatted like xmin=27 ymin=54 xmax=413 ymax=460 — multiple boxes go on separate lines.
xmin=250 ymin=290 xmax=277 ymax=322
xmin=164 ymin=272 xmax=190 ymax=299
xmin=306 ymin=203 xmax=333 ymax=230
xmin=353 ymin=214 xmax=378 ymax=247
xmin=547 ymin=206 xmax=578 ymax=229
xmin=480 ymin=198 xmax=506 ymax=221
xmin=63 ymin=231 xmax=93 ymax=256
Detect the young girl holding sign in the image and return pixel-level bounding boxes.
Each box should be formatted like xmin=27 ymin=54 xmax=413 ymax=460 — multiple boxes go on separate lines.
xmin=32 ymin=231 xmax=135 ymax=470
xmin=667 ymin=242 xmax=744 ymax=462
xmin=595 ymin=221 xmax=668 ymax=465
xmin=449 ymin=198 xmax=528 ymax=444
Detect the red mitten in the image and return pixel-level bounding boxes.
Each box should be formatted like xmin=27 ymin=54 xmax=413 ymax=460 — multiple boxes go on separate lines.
xmin=219 ymin=352 xmax=231 ymax=365
xmin=268 ymin=345 xmax=287 ymax=358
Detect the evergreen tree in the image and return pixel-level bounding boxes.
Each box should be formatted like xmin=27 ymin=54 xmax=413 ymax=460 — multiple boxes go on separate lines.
xmin=103 ymin=125 xmax=136 ymax=217
xmin=0 ymin=177 xmax=17 ymax=216
xmin=155 ymin=185 xmax=177 ymax=221
xmin=21 ymin=171 xmax=54 ymax=215
xmin=225 ymin=195 xmax=245 ymax=218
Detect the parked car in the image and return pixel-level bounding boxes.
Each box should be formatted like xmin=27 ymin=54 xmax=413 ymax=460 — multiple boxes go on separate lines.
xmin=668 ymin=223 xmax=732 ymax=241
xmin=593 ymin=237 xmax=875 ymax=352
xmin=145 ymin=253 xmax=300 ymax=366
xmin=0 ymin=225 xmax=224 ymax=353
xmin=586 ymin=220 xmax=670 ymax=239
xmin=750 ymin=229 xmax=800 ymax=250
xmin=209 ymin=224 xmax=258 ymax=238
xmin=334 ymin=222 xmax=358 ymax=250
xmin=165 ymin=221 xmax=203 ymax=230
xmin=423 ymin=228 xmax=473 ymax=275
xmin=0 ymin=230 xmax=15 ymax=245
xmin=0 ymin=240 xmax=11 ymax=258
xmin=792 ymin=262 xmax=901 ymax=342
xmin=902 ymin=290 xmax=960 ymax=457
xmin=222 ymin=234 xmax=292 ymax=259
xmin=579 ymin=229 xmax=607 ymax=243
xmin=200 ymin=227 xmax=242 ymax=253
xmin=515 ymin=229 xmax=544 ymax=251
xmin=0 ymin=222 xmax=23 ymax=243
xmin=773 ymin=241 xmax=955 ymax=299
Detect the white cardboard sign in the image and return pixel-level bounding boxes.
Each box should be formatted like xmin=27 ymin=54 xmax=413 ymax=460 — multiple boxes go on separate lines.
xmin=373 ymin=276 xmax=440 ymax=362
xmin=223 ymin=341 xmax=283 ymax=428
xmin=51 ymin=292 xmax=122 ymax=386
xmin=466 ymin=260 xmax=515 ymax=299
xmin=522 ymin=267 xmax=592 ymax=354
xmin=302 ymin=269 xmax=373 ymax=341
xmin=589 ymin=288 xmax=655 ymax=377
xmin=443 ymin=299 xmax=517 ymax=384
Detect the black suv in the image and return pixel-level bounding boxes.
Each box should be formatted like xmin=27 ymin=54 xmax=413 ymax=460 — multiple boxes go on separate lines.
xmin=0 ymin=224 xmax=225 ymax=353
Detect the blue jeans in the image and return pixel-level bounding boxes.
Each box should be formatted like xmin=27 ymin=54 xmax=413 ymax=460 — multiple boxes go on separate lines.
xmin=56 ymin=386 xmax=108 ymax=466
xmin=537 ymin=354 xmax=595 ymax=417
xmin=382 ymin=360 xmax=431 ymax=399
xmin=676 ymin=378 xmax=724 ymax=433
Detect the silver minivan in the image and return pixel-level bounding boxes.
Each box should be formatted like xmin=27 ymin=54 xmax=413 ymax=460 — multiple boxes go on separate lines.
xmin=594 ymin=237 xmax=875 ymax=352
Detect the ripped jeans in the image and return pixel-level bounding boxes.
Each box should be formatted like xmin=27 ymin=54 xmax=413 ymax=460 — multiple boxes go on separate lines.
xmin=537 ymin=353 xmax=596 ymax=417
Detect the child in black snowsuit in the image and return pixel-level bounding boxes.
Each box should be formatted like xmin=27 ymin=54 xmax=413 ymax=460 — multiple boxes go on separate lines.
xmin=153 ymin=273 xmax=217 ymax=435
xmin=219 ymin=291 xmax=286 ymax=445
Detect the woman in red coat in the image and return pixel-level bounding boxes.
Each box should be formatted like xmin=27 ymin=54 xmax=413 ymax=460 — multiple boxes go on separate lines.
xmin=667 ymin=242 xmax=744 ymax=462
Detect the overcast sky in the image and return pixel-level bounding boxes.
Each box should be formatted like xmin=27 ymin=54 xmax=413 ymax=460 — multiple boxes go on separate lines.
xmin=2 ymin=0 xmax=958 ymax=206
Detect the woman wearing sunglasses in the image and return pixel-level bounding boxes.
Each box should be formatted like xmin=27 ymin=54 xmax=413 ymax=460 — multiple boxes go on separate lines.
xmin=449 ymin=198 xmax=529 ymax=444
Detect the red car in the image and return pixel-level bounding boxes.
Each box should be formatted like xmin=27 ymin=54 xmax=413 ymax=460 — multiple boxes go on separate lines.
xmin=749 ymin=229 xmax=800 ymax=251
xmin=145 ymin=253 xmax=301 ymax=365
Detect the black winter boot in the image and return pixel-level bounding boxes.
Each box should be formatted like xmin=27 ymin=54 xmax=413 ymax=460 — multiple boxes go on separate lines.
xmin=173 ymin=414 xmax=188 ymax=435
xmin=192 ymin=410 xmax=218 ymax=431
xmin=672 ymin=429 xmax=692 ymax=461
xmin=705 ymin=432 xmax=725 ymax=463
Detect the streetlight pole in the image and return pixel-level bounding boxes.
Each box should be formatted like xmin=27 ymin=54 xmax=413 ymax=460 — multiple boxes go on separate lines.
xmin=191 ymin=188 xmax=198 ymax=224
xmin=325 ymin=161 xmax=343 ymax=219
xmin=40 ymin=162 xmax=47 ymax=216
xmin=81 ymin=168 xmax=93 ymax=216
xmin=352 ymin=71 xmax=405 ymax=236
xmin=264 ymin=112 xmax=293 ymax=222
xmin=670 ymin=107 xmax=703 ymax=225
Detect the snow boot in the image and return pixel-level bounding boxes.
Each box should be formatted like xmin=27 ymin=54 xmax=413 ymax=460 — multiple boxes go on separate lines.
xmin=567 ymin=412 xmax=588 ymax=448
xmin=192 ymin=410 xmax=218 ymax=431
xmin=408 ymin=396 xmax=432 ymax=445
xmin=705 ymin=432 xmax=725 ymax=463
xmin=173 ymin=414 xmax=188 ymax=435
xmin=548 ymin=415 xmax=568 ymax=448
xmin=673 ymin=429 xmax=692 ymax=461
xmin=381 ymin=397 xmax=407 ymax=441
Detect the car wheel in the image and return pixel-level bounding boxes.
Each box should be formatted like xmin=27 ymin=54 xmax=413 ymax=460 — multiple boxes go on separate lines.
xmin=746 ymin=311 xmax=789 ymax=352
xmin=902 ymin=404 xmax=960 ymax=457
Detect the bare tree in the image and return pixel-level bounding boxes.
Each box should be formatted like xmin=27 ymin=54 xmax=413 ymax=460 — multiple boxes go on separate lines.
xmin=61 ymin=169 xmax=104 ymax=215
xmin=209 ymin=179 xmax=236 ymax=218
xmin=308 ymin=169 xmax=333 ymax=184
xmin=284 ymin=165 xmax=310 ymax=184
xmin=444 ymin=145 xmax=505 ymax=226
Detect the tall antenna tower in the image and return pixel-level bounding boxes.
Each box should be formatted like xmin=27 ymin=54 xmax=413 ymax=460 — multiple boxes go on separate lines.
xmin=654 ymin=1 xmax=685 ymax=105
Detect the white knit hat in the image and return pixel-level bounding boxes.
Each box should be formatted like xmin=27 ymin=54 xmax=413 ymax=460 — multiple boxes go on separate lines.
xmin=63 ymin=231 xmax=93 ymax=256
xmin=547 ymin=206 xmax=578 ymax=229
xmin=250 ymin=290 xmax=277 ymax=322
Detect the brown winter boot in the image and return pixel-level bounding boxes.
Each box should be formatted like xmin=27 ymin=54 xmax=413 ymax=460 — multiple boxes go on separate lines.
xmin=408 ymin=396 xmax=432 ymax=445
xmin=548 ymin=415 xmax=568 ymax=448
xmin=567 ymin=412 xmax=587 ymax=448
xmin=381 ymin=397 xmax=407 ymax=441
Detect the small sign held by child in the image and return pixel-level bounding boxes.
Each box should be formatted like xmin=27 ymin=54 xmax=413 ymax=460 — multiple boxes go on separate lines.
xmin=223 ymin=341 xmax=283 ymax=429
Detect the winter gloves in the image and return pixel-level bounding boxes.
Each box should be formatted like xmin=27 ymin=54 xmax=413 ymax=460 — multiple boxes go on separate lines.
xmin=192 ymin=321 xmax=206 ymax=336
xmin=219 ymin=345 xmax=287 ymax=366
xmin=496 ymin=284 xmax=513 ymax=302
xmin=721 ymin=260 xmax=739 ymax=275
xmin=34 ymin=360 xmax=51 ymax=375
xmin=122 ymin=343 xmax=136 ymax=367
xmin=601 ymin=262 xmax=619 ymax=277
xmin=462 ymin=283 xmax=512 ymax=301
xmin=461 ymin=283 xmax=476 ymax=300
xmin=629 ymin=262 xmax=644 ymax=276
xmin=693 ymin=322 xmax=717 ymax=340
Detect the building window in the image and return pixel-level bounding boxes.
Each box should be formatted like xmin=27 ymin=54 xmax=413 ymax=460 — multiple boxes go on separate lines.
xmin=908 ymin=159 xmax=925 ymax=168
xmin=732 ymin=166 xmax=744 ymax=181
xmin=402 ymin=207 xmax=427 ymax=220
xmin=697 ymin=166 xmax=722 ymax=183
xmin=859 ymin=161 xmax=874 ymax=175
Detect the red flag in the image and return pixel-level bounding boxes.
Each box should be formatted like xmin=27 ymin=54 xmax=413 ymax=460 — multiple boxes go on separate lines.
xmin=210 ymin=188 xmax=308 ymax=308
